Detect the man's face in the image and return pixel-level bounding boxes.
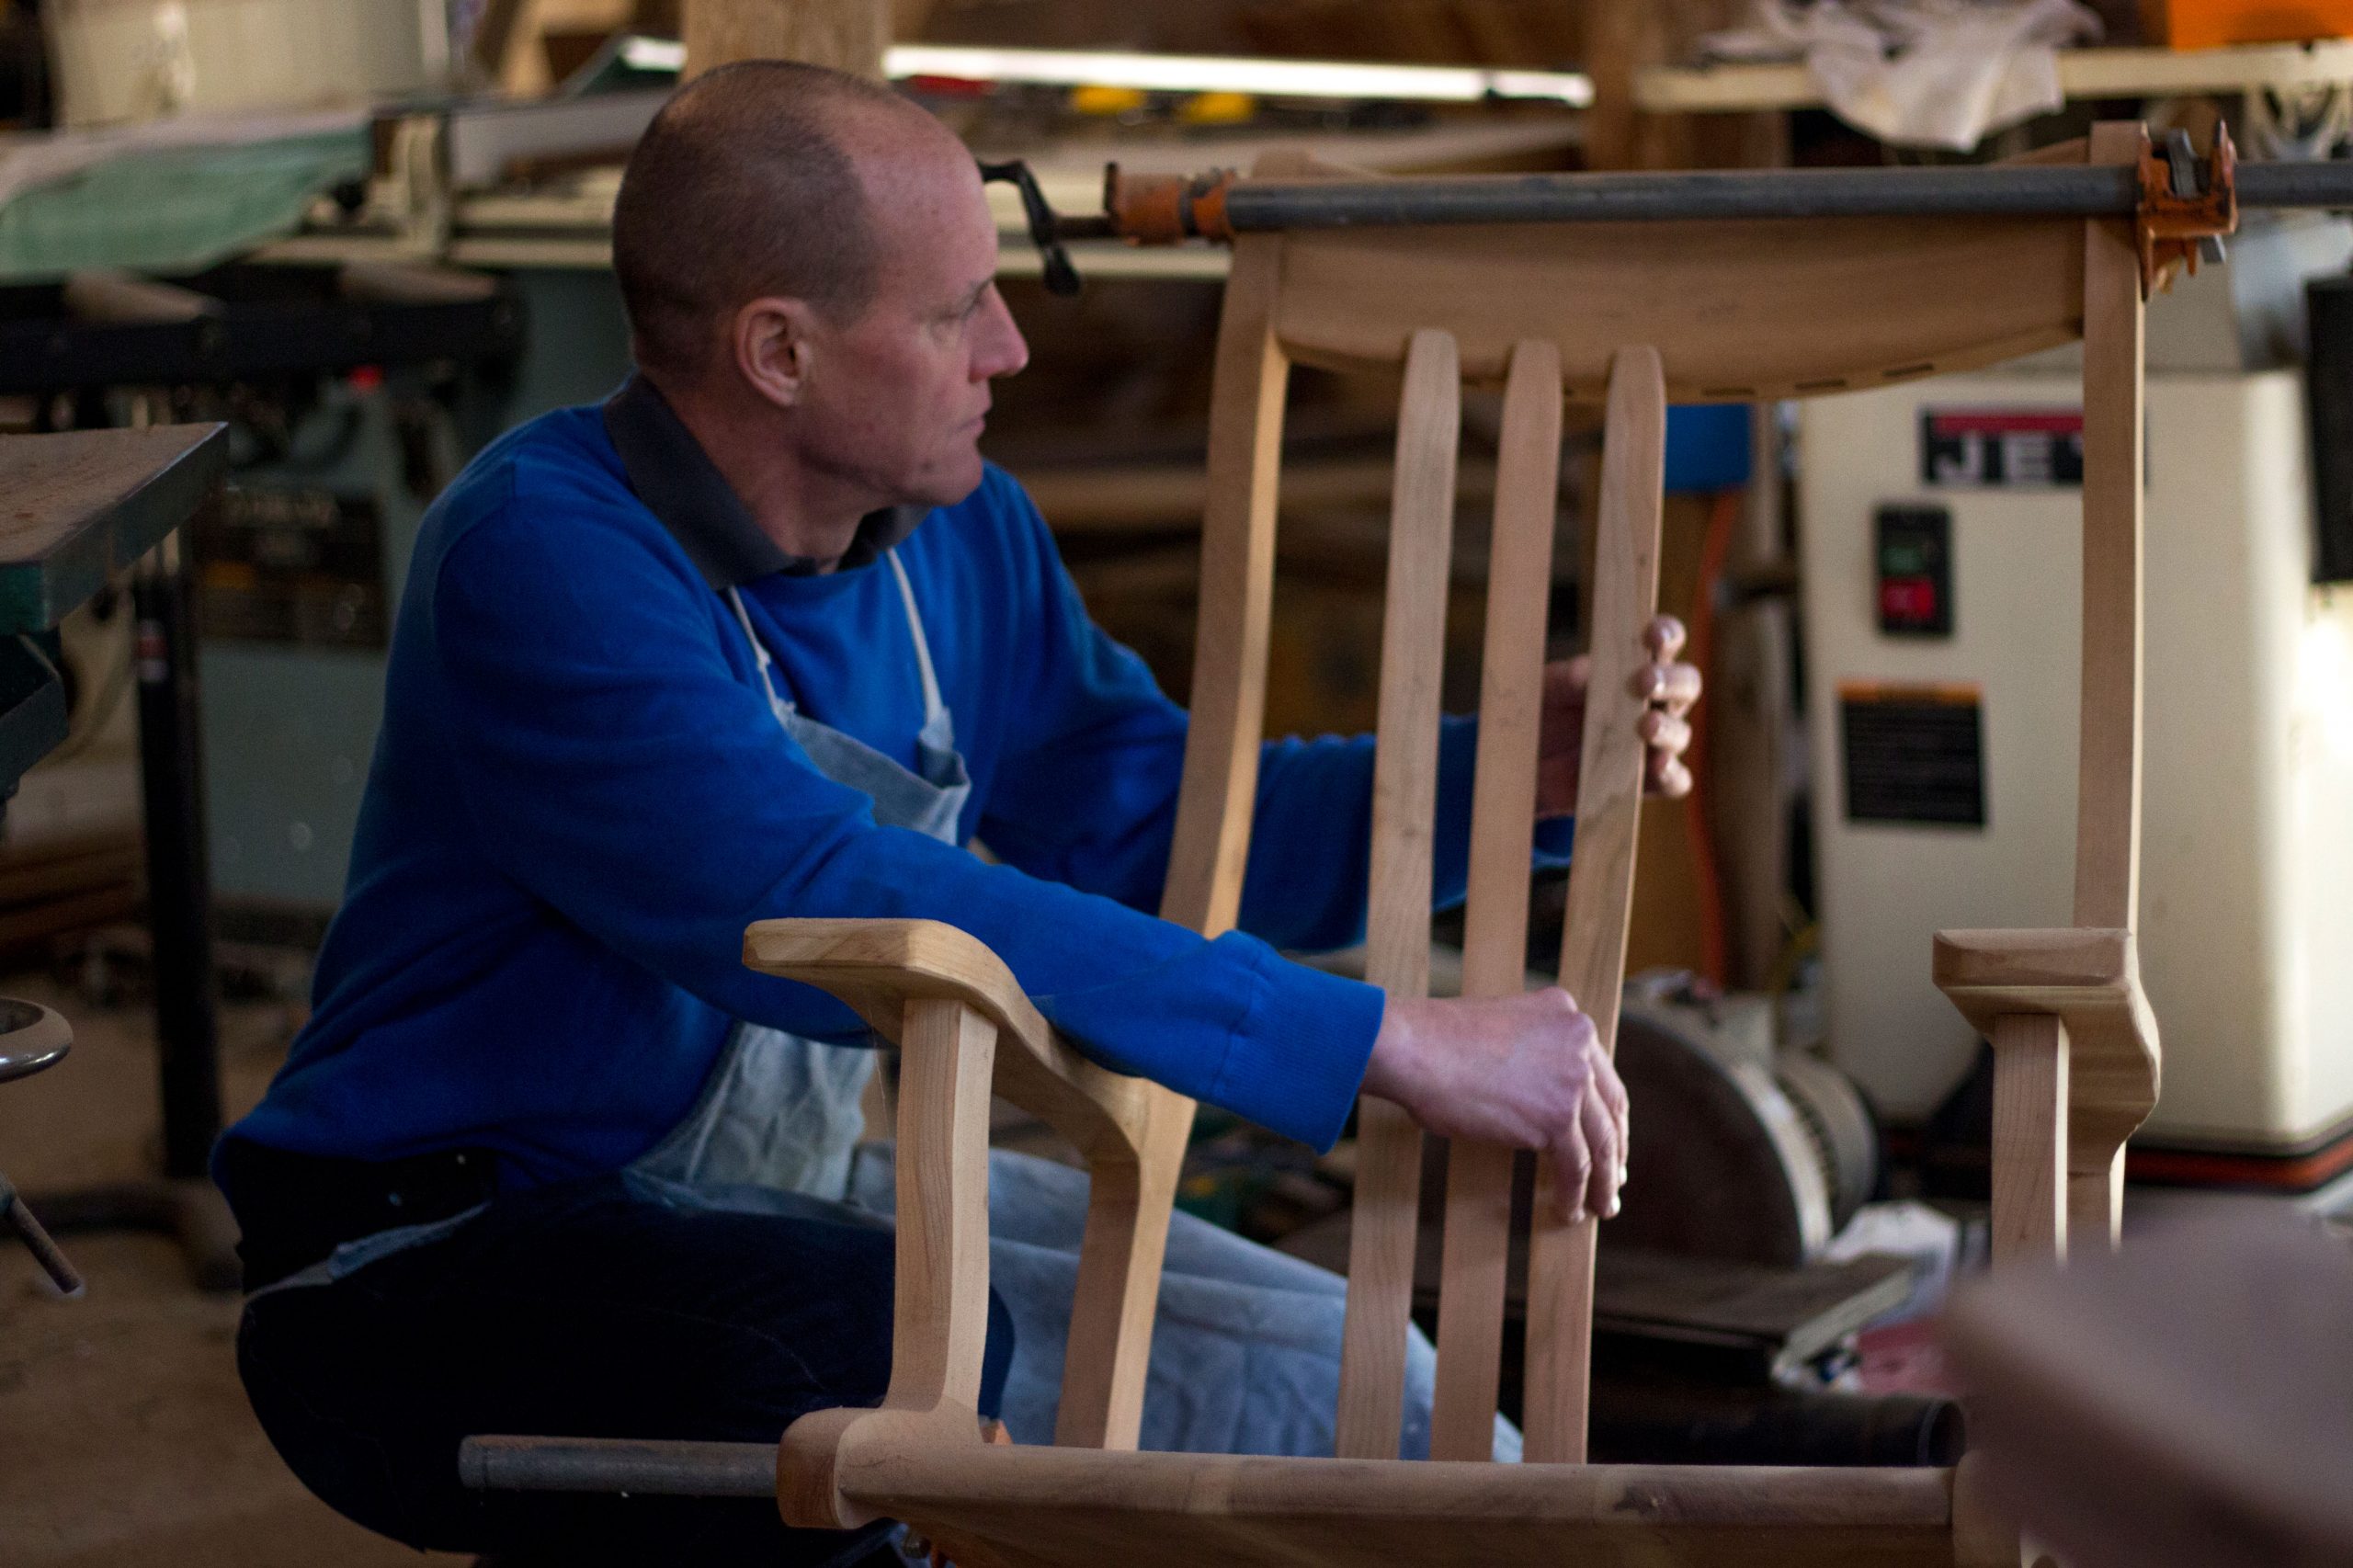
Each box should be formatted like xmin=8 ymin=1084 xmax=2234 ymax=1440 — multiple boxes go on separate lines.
xmin=790 ymin=141 xmax=1029 ymax=511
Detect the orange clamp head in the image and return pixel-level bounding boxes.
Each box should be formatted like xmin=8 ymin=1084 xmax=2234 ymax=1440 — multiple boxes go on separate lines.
xmin=1101 ymin=165 xmax=1238 ymax=246
xmin=2136 ymin=123 xmax=2237 ymax=297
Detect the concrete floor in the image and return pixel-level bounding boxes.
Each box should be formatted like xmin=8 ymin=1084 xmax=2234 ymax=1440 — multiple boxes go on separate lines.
xmin=0 ymin=968 xmax=467 ymax=1568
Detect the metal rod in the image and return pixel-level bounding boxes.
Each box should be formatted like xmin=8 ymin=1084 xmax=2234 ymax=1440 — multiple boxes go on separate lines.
xmin=459 ymin=1436 xmax=781 ymax=1497
xmin=1206 ymin=159 xmax=2353 ymax=232
xmin=2 ymin=1187 xmax=85 ymax=1297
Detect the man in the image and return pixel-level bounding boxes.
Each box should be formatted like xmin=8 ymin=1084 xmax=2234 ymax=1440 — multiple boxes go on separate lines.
xmin=216 ymin=61 xmax=1699 ymax=1566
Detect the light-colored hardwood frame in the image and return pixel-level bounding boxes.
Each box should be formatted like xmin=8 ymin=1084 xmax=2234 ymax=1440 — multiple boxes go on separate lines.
xmin=751 ymin=127 xmax=2165 ymax=1568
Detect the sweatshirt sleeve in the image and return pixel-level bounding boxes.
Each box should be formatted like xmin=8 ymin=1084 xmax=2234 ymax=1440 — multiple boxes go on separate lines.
xmin=429 ymin=496 xmax=1380 ymax=1150
xmin=977 ymin=479 xmax=1576 ymax=953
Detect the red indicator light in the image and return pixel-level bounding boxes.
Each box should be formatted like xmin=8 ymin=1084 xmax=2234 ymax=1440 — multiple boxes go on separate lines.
xmin=1880 ymin=576 xmax=1938 ymax=625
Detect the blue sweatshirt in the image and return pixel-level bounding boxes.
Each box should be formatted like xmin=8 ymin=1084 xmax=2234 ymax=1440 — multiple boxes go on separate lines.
xmin=219 ymin=380 xmax=1571 ymax=1196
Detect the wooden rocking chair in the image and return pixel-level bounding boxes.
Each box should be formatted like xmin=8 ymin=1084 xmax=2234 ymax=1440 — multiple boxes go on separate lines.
xmin=483 ymin=124 xmax=2166 ymax=1567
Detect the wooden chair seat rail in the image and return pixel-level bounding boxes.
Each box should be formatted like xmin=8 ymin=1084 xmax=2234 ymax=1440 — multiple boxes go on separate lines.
xmin=847 ymin=1448 xmax=1958 ymax=1568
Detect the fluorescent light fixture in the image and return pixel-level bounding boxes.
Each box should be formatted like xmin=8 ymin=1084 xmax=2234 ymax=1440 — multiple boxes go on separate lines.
xmin=620 ymin=36 xmax=688 ymax=71
xmin=883 ymin=45 xmax=1593 ymax=108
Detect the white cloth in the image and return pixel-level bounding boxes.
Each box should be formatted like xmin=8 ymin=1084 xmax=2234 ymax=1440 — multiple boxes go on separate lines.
xmin=1704 ymin=0 xmax=2102 ymax=152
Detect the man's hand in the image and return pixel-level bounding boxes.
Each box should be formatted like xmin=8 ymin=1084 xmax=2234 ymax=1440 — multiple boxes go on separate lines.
xmin=1536 ymin=615 xmax=1703 ymax=817
xmin=1360 ymin=989 xmax=1629 ymax=1222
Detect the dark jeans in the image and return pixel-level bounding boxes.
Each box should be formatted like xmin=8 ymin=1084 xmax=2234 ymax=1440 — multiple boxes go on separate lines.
xmin=235 ymin=1171 xmax=1016 ymax=1566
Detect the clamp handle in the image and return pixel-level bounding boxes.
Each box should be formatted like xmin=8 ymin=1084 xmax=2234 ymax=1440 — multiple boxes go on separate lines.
xmin=977 ymin=160 xmax=1086 ymax=296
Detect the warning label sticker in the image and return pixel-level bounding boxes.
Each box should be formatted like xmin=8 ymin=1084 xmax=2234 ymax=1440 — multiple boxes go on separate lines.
xmin=1839 ymin=682 xmax=1985 ymax=827
xmin=1920 ymin=407 xmax=2083 ymax=488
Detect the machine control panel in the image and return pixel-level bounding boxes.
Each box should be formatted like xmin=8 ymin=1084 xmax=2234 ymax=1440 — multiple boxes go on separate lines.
xmin=1874 ymin=504 xmax=1952 ymax=637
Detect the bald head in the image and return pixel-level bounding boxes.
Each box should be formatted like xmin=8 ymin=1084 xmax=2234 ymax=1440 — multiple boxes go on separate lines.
xmin=611 ymin=61 xmax=964 ymax=381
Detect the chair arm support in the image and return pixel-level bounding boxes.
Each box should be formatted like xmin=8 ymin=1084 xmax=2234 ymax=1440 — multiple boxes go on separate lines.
xmin=743 ymin=917 xmax=1153 ymax=1168
xmin=1934 ymin=926 xmax=2163 ymax=1261
xmin=1932 ymin=926 xmax=2161 ymax=1148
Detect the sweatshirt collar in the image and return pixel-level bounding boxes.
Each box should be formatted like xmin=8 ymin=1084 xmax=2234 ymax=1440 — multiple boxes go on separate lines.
xmin=601 ymin=371 xmax=920 ymax=585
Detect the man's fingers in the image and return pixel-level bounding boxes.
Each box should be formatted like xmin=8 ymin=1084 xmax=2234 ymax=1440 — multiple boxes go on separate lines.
xmin=1643 ymin=615 xmax=1687 ymax=663
xmin=1638 ymin=710 xmax=1692 ymax=756
xmin=1545 ymin=654 xmax=1593 ymax=709
xmin=1634 ymin=660 xmax=1704 ymax=714
xmin=1592 ymin=1046 xmax=1631 ymax=1155
xmin=1647 ymin=754 xmax=1693 ymax=799
xmin=1550 ymin=1118 xmax=1594 ymax=1224
xmin=1580 ymin=1091 xmax=1621 ymax=1220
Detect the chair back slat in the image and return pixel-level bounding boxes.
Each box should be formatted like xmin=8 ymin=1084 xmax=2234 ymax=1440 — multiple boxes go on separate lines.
xmin=1522 ymin=345 xmax=1667 ymax=1464
xmin=1335 ymin=328 xmax=1460 ymax=1459
xmin=1425 ymin=341 xmax=1566 ymax=1460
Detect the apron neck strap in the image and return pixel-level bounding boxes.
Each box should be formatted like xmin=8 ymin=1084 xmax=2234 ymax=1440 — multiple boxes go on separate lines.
xmin=724 ymin=551 xmax=944 ymax=726
xmin=723 ymin=585 xmax=784 ymax=714
xmin=885 ymin=551 xmax=946 ymax=727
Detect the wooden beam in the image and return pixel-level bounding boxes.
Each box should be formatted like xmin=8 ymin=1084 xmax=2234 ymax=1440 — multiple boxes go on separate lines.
xmin=683 ymin=0 xmax=889 ymax=79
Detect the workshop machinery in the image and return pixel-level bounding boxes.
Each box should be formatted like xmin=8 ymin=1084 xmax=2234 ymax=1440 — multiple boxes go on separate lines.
xmin=1799 ymin=214 xmax=2353 ymax=1191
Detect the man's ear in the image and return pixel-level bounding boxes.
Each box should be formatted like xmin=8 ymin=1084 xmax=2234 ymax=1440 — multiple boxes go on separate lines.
xmin=734 ymin=296 xmax=817 ymax=409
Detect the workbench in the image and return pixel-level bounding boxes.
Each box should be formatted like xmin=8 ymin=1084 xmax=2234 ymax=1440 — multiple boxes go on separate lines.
xmin=0 ymin=424 xmax=240 ymax=1288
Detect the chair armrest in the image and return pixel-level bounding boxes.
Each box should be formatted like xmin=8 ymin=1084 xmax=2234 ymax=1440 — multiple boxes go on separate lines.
xmin=1933 ymin=926 xmax=2161 ymax=1144
xmin=743 ymin=918 xmax=1152 ymax=1165
xmin=1934 ymin=926 xmax=2163 ymax=1263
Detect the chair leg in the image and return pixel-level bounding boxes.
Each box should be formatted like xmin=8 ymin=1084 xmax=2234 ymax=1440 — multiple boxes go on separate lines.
xmin=1990 ymin=1014 xmax=2069 ymax=1267
xmin=1054 ymin=1090 xmax=1190 ymax=1449
xmin=2067 ymin=1138 xmax=2127 ymax=1254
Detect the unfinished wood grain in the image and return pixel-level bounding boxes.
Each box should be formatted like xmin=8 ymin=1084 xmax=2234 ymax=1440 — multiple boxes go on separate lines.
xmin=1460 ymin=341 xmax=1564 ymax=1004
xmin=1270 ymin=211 xmax=2082 ymax=399
xmin=1427 ymin=339 xmax=1564 ymax=1462
xmin=682 ymin=0 xmax=887 ymax=78
xmin=1162 ymin=229 xmax=1290 ymax=943
xmin=1429 ymin=1136 xmax=1515 ymax=1460
xmin=1523 ymin=345 xmax=1666 ymax=1465
xmin=1931 ymin=927 xmax=2159 ymax=1212
xmin=2073 ymin=123 xmax=2150 ymax=937
xmin=1933 ymin=130 xmax=2157 ymax=1277
xmin=1335 ymin=327 xmax=1460 ymax=1460
xmin=1990 ymin=1014 xmax=2069 ymax=1267
xmin=745 ymin=915 xmax=1172 ymax=1450
xmin=2069 ymin=1145 xmax=2128 ymax=1254
xmin=1337 ymin=1094 xmax=1427 ymax=1459
xmin=1950 ymin=1453 xmax=2024 ymax=1568
xmin=1052 ymin=228 xmax=1294 ymax=1450
xmin=829 ymin=1440 xmax=1956 ymax=1568
xmin=1054 ymin=1085 xmax=1189 ymax=1449
xmin=778 ymin=994 xmax=1002 ymax=1530
xmin=1363 ymin=328 xmax=1461 ymax=1010
xmin=888 ymin=998 xmax=1000 ymax=1414
xmin=744 ymin=918 xmax=1150 ymax=1164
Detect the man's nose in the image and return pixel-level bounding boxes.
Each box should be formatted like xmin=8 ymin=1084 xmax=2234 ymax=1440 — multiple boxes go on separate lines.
xmin=976 ymin=293 xmax=1029 ymax=381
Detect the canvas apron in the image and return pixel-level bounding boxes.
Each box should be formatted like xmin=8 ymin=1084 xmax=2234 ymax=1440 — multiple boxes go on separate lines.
xmin=628 ymin=552 xmax=967 ymax=1202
